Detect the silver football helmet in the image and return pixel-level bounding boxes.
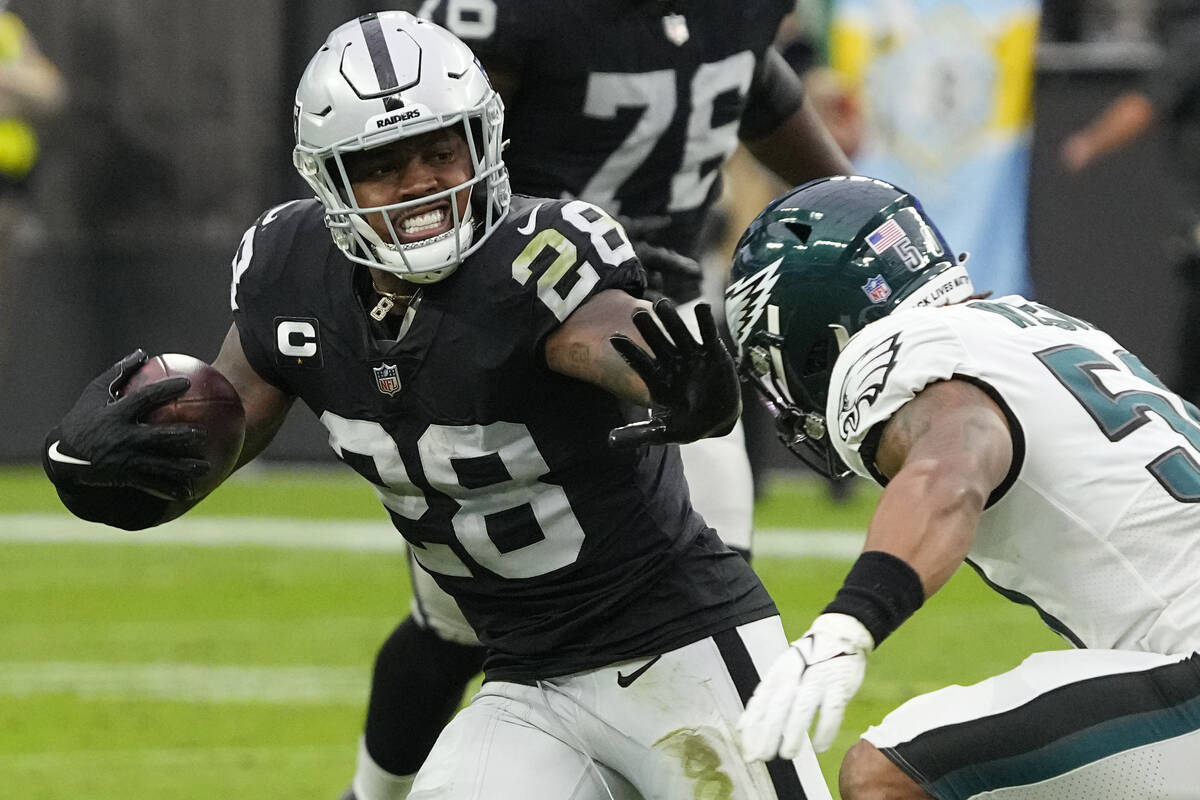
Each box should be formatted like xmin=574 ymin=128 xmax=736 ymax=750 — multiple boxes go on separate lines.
xmin=292 ymin=11 xmax=510 ymax=283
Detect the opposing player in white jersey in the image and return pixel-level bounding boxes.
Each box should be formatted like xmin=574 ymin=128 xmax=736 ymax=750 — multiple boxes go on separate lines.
xmin=726 ymin=175 xmax=1200 ymax=798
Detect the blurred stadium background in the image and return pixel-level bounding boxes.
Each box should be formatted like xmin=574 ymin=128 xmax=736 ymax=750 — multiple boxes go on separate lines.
xmin=0 ymin=0 xmax=1167 ymax=797
xmin=0 ymin=0 xmax=1184 ymax=468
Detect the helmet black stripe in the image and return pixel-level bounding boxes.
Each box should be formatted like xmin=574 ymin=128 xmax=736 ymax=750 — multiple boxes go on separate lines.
xmin=358 ymin=13 xmax=404 ymax=112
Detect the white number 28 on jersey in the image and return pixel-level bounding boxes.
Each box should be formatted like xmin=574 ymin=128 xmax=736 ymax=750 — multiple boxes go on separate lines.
xmin=510 ymin=200 xmax=635 ymax=321
xmin=321 ymin=412 xmax=586 ymax=579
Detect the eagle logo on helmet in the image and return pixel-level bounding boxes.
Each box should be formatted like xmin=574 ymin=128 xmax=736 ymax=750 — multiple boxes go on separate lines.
xmin=838 ymin=333 xmax=901 ymax=436
xmin=725 ymin=257 xmax=784 ymax=349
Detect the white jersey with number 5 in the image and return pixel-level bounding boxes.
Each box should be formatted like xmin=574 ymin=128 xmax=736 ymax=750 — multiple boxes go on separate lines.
xmin=828 ymin=295 xmax=1200 ymax=656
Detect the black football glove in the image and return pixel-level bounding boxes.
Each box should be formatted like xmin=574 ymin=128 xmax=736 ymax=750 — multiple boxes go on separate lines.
xmin=608 ymin=298 xmax=741 ymax=449
xmin=43 ymin=349 xmax=210 ymax=501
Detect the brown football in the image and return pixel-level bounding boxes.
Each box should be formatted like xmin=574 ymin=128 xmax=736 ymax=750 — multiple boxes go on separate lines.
xmin=122 ymin=353 xmax=247 ymax=498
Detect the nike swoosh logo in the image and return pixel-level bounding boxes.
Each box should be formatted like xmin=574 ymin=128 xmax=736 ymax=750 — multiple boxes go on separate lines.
xmin=261 ymin=199 xmax=299 ymax=227
xmin=516 ymin=203 xmax=544 ymax=235
xmin=47 ymin=440 xmax=91 ymax=466
xmin=616 ymin=654 xmax=662 ymax=688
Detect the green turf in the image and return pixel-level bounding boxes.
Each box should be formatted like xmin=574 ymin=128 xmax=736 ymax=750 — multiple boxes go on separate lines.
xmin=753 ymin=473 xmax=882 ymax=530
xmin=1 ymin=465 xmax=1063 ymax=797
xmin=0 ymin=463 xmax=381 ymax=518
xmin=5 ymin=464 xmax=878 ymax=527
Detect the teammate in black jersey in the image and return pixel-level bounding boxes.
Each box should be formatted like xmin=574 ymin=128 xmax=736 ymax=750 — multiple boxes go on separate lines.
xmin=42 ymin=13 xmax=833 ymax=800
xmin=341 ymin=4 xmax=852 ymax=796
xmin=401 ymin=0 xmax=849 ymax=293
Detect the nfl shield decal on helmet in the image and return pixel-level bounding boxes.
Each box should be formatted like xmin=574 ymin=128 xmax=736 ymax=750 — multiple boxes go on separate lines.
xmin=373 ymin=363 xmax=401 ymax=396
xmin=862 ymin=274 xmax=892 ymax=304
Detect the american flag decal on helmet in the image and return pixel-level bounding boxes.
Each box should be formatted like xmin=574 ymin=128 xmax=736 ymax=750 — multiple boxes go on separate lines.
xmin=865 ymin=218 xmax=907 ymax=254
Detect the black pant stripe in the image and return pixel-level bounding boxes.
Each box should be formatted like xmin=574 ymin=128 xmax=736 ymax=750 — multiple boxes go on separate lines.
xmin=713 ymin=627 xmax=808 ymax=800
xmin=893 ymin=653 xmax=1200 ymax=787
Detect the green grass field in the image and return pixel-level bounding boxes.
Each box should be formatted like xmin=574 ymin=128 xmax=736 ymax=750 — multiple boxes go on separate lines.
xmin=0 ymin=465 xmax=1063 ymax=798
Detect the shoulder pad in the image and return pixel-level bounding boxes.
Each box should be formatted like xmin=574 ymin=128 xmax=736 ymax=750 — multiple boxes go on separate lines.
xmin=230 ymin=199 xmax=326 ymax=312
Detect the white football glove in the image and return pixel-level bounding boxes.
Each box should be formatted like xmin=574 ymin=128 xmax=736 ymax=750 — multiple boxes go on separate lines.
xmin=738 ymin=613 xmax=875 ymax=760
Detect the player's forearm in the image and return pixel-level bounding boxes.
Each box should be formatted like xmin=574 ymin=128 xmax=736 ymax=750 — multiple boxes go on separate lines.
xmin=546 ymin=331 xmax=653 ymax=406
xmin=863 ymin=457 xmax=985 ymax=598
xmin=545 ymin=290 xmax=654 ymax=406
xmin=814 ymin=461 xmax=979 ymax=648
xmin=743 ymin=101 xmax=853 ymax=186
xmin=211 ymin=324 xmax=293 ymax=469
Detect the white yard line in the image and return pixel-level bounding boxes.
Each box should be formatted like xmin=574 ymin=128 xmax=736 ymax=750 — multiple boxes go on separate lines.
xmin=0 ymin=660 xmax=369 ymax=704
xmin=0 ymin=513 xmax=865 ymax=559
xmin=0 ymin=743 xmax=346 ymax=771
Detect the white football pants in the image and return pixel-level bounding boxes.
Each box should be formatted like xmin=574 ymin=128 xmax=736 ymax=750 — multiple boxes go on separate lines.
xmin=863 ymin=648 xmax=1200 ymax=798
xmin=409 ymin=615 xmax=830 ymax=800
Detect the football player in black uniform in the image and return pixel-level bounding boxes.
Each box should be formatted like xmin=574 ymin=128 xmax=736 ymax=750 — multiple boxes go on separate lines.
xmin=41 ymin=13 xmax=833 ymax=800
xmin=345 ymin=3 xmax=852 ymax=796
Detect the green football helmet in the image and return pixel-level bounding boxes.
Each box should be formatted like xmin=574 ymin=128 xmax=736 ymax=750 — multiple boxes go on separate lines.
xmin=724 ymin=176 xmax=974 ymax=478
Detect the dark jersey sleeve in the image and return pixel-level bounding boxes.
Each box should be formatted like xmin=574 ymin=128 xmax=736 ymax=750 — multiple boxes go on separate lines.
xmin=496 ymin=197 xmax=646 ymax=363
xmin=228 ymin=199 xmax=330 ymax=394
xmin=738 ymin=46 xmax=807 ymax=141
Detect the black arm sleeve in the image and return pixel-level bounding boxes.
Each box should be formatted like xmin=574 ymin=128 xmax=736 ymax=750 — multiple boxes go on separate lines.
xmin=738 ymin=47 xmax=808 ymax=141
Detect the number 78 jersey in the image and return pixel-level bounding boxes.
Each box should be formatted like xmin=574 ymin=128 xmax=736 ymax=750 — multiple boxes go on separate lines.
xmin=829 ymin=296 xmax=1200 ymax=656
xmin=417 ymin=0 xmax=797 ymax=255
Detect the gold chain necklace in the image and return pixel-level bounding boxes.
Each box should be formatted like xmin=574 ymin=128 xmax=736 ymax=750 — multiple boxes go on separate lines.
xmin=369 ymin=281 xmax=418 ymax=322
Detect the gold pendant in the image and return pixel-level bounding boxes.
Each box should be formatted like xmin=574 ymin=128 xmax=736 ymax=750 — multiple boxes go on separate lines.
xmin=370 ymin=295 xmax=395 ymax=321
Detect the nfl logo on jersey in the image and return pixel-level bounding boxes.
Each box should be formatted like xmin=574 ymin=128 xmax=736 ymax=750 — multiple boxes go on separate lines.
xmin=662 ymin=13 xmax=689 ymax=46
xmin=862 ymin=274 xmax=892 ymax=304
xmin=373 ymin=363 xmax=401 ymax=396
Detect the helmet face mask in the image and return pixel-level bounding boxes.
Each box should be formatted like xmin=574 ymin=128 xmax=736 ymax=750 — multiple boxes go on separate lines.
xmin=725 ymin=176 xmax=975 ymax=479
xmin=293 ymin=12 xmax=510 ymax=283
xmin=741 ymin=327 xmax=852 ymax=479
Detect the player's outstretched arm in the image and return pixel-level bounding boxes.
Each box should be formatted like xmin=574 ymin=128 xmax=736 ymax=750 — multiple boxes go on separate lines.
xmin=544 ymin=291 xmax=741 ymax=448
xmin=544 ymin=288 xmax=655 ymax=405
xmin=1060 ymin=91 xmax=1156 ymax=173
xmin=739 ymin=378 xmax=1013 ymax=759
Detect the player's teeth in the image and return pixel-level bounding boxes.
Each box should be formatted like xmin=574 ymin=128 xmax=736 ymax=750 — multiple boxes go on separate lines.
xmin=402 ymin=209 xmax=446 ymax=233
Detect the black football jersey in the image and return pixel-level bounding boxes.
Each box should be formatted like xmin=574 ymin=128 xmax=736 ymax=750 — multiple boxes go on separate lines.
xmin=230 ymin=196 xmax=775 ymax=681
xmin=408 ymin=0 xmax=799 ymax=259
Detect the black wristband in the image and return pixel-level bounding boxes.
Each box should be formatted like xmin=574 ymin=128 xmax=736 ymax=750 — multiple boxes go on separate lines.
xmin=823 ymin=550 xmax=925 ymax=646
